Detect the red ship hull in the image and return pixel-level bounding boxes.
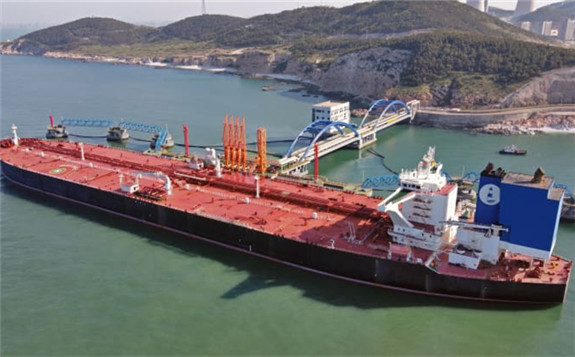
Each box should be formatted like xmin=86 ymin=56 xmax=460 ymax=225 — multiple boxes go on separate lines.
xmin=1 ymin=155 xmax=569 ymax=304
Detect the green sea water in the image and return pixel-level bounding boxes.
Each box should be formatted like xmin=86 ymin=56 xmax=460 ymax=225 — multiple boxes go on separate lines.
xmin=1 ymin=55 xmax=574 ymax=356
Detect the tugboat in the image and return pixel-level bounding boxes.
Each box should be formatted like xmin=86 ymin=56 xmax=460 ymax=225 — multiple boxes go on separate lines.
xmin=499 ymin=144 xmax=526 ymax=155
xmin=106 ymin=127 xmax=130 ymax=141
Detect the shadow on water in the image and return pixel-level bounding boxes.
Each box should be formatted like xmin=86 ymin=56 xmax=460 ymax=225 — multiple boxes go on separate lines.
xmin=0 ymin=179 xmax=563 ymax=314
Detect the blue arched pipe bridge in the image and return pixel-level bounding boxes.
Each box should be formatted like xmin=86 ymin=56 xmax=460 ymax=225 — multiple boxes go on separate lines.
xmin=277 ymin=99 xmax=419 ymax=174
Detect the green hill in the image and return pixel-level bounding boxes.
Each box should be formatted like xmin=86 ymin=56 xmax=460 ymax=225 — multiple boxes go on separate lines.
xmin=199 ymin=0 xmax=537 ymax=47
xmin=8 ymin=1 xmax=539 ymax=52
xmin=156 ymin=15 xmax=245 ymax=42
xmin=10 ymin=17 xmax=153 ymax=54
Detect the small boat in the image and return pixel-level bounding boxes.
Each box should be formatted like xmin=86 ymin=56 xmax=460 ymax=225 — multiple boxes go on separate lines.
xmin=46 ymin=124 xmax=69 ymax=139
xmin=499 ymin=144 xmax=526 ymax=155
xmin=106 ymin=127 xmax=130 ymax=141
xmin=150 ymin=132 xmax=174 ymax=149
xmin=562 ymin=195 xmax=575 ymax=222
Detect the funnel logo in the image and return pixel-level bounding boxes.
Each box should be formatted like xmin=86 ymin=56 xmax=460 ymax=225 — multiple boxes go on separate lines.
xmin=479 ymin=184 xmax=500 ymax=206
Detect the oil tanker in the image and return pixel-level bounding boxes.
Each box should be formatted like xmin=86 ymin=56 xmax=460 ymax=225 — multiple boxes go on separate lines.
xmin=0 ymin=124 xmax=571 ymax=303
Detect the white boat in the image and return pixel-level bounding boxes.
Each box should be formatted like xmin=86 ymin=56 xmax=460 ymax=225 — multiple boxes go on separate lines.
xmin=499 ymin=144 xmax=526 ymax=155
xmin=562 ymin=195 xmax=575 ymax=222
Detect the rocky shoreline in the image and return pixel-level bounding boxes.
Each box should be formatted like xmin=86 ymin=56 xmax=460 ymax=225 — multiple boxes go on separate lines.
xmin=471 ymin=113 xmax=575 ymax=135
xmin=3 ymin=50 xmax=575 ymax=136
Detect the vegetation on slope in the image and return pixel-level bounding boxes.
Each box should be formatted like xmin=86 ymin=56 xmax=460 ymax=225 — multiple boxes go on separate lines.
xmin=393 ymin=33 xmax=575 ymax=85
xmin=291 ymin=32 xmax=575 ymax=86
xmin=156 ymin=15 xmax=245 ymax=42
xmin=211 ymin=0 xmax=537 ymax=47
xmin=17 ymin=17 xmax=152 ymax=53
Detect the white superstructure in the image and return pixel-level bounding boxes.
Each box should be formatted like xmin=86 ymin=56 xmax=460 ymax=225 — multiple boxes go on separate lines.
xmin=312 ymin=101 xmax=350 ymax=124
xmin=398 ymin=146 xmax=447 ymax=192
xmin=379 ymin=147 xmax=508 ymax=270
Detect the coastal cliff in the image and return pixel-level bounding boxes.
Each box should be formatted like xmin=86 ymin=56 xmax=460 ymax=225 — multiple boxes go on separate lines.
xmin=499 ymin=67 xmax=575 ymax=108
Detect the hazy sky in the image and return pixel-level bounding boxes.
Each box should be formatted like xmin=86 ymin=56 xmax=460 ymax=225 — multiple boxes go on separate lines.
xmin=1 ymin=0 xmax=560 ymax=27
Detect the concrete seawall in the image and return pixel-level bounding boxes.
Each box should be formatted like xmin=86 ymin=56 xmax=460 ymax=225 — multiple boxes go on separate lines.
xmin=413 ymin=106 xmax=575 ymax=129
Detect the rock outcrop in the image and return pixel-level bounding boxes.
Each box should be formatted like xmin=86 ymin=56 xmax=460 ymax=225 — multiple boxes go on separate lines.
xmin=303 ymin=48 xmax=412 ymax=100
xmin=472 ymin=112 xmax=575 ymax=134
xmin=499 ymin=67 xmax=575 ymax=107
xmin=164 ymin=47 xmax=413 ymax=102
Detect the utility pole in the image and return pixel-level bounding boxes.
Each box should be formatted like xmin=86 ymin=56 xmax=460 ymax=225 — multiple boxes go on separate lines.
xmin=202 ymin=0 xmax=206 ymax=15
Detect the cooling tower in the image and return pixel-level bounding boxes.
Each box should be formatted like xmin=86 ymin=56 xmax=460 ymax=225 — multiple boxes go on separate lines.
xmin=514 ymin=0 xmax=535 ymax=16
xmin=466 ymin=0 xmax=486 ymax=12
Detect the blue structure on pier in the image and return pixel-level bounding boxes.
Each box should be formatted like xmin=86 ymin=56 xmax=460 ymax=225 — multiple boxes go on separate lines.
xmin=117 ymin=121 xmax=168 ymax=151
xmin=61 ymin=118 xmax=114 ymax=127
xmin=361 ymin=175 xmax=399 ymax=189
xmin=119 ymin=120 xmax=163 ymax=133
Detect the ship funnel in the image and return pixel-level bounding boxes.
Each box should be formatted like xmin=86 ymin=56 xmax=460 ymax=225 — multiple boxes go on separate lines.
xmin=532 ymin=168 xmax=545 ymax=184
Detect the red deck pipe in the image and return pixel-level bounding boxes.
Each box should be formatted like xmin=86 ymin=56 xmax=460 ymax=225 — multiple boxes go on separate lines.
xmin=49 ymin=115 xmax=54 ymax=128
xmin=314 ymin=143 xmax=319 ymax=181
xmin=183 ymin=124 xmax=189 ymax=157
xmin=223 ymin=115 xmax=229 ymax=167
xmin=241 ymin=117 xmax=246 ymax=171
